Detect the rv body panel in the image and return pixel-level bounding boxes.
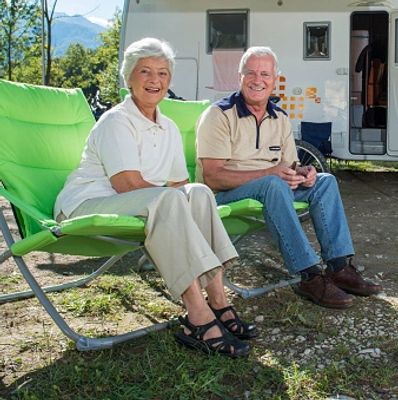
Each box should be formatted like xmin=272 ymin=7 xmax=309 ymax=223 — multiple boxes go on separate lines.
xmin=388 ymin=10 xmax=398 ymax=155
xmin=121 ymin=0 xmax=398 ymax=161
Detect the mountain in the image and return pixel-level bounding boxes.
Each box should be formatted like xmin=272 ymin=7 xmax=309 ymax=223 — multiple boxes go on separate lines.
xmin=52 ymin=13 xmax=107 ymax=57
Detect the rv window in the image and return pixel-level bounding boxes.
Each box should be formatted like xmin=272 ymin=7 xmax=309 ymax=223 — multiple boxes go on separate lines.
xmin=207 ymin=10 xmax=248 ymax=54
xmin=303 ymin=22 xmax=331 ymax=60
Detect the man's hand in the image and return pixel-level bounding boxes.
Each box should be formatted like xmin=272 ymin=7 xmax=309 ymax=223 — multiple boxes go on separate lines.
xmin=271 ymin=164 xmax=307 ymax=190
xmin=296 ymin=165 xmax=317 ymax=187
xmin=272 ymin=163 xmax=317 ymax=189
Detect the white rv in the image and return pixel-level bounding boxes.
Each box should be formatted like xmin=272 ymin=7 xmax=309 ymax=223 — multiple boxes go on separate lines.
xmin=120 ymin=0 xmax=398 ymax=162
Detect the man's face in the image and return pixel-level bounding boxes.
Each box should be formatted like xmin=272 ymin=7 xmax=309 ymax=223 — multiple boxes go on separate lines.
xmin=239 ymin=55 xmax=277 ymax=108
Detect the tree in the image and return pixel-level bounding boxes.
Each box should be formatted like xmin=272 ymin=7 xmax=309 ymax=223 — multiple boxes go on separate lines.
xmin=54 ymin=43 xmax=97 ymax=97
xmin=1 ymin=2 xmax=123 ymax=108
xmin=13 ymin=42 xmax=42 ymax=84
xmin=41 ymin=0 xmax=58 ymax=85
xmin=94 ymin=10 xmax=122 ymax=105
xmin=40 ymin=1 xmax=105 ymax=86
xmin=49 ymin=10 xmax=122 ymax=105
xmin=0 ymin=0 xmax=41 ymax=81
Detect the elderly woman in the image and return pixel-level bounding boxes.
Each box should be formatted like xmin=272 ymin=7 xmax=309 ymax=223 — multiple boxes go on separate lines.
xmin=54 ymin=38 xmax=256 ymax=357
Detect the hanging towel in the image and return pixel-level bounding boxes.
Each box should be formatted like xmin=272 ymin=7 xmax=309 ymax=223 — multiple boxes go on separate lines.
xmin=212 ymin=49 xmax=243 ymax=91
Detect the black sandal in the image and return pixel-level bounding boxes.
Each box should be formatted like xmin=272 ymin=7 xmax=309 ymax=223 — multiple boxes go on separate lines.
xmin=175 ymin=315 xmax=250 ymax=358
xmin=209 ymin=305 xmax=258 ymax=340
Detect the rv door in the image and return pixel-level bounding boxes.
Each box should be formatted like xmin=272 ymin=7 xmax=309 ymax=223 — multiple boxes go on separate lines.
xmin=387 ymin=11 xmax=398 ymax=155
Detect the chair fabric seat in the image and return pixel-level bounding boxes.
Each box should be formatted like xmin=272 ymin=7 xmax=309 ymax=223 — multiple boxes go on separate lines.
xmin=7 ymin=195 xmax=307 ymax=257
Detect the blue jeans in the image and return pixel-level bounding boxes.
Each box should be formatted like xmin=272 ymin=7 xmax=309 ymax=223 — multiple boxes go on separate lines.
xmin=215 ymin=173 xmax=354 ymax=274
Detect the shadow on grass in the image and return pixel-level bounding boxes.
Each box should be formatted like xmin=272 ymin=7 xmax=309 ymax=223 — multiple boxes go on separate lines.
xmin=34 ymin=250 xmax=143 ymax=277
xmin=0 ymin=379 xmax=8 ymax=400
xmin=3 ymin=331 xmax=288 ymax=400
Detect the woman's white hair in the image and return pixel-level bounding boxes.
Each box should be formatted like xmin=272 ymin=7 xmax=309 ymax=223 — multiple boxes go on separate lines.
xmin=120 ymin=37 xmax=175 ymax=87
xmin=238 ymin=46 xmax=280 ymax=76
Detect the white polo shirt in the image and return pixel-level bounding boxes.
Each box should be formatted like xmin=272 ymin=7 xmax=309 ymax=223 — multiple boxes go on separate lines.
xmin=54 ymin=96 xmax=189 ymax=218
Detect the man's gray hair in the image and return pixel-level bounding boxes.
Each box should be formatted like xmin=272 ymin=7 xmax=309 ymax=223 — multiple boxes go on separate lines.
xmin=120 ymin=37 xmax=175 ymax=87
xmin=238 ymin=46 xmax=280 ymax=76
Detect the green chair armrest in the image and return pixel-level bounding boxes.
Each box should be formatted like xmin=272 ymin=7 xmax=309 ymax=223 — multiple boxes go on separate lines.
xmin=217 ymin=205 xmax=232 ymax=219
xmin=0 ymin=187 xmax=56 ymax=229
xmin=227 ymin=198 xmax=263 ymax=216
xmin=11 ymin=230 xmax=58 ymax=256
xmin=60 ymin=214 xmax=146 ymax=236
xmin=223 ymin=198 xmax=308 ymax=217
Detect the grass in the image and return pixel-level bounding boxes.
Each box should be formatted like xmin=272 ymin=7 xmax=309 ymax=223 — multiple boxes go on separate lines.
xmin=331 ymin=159 xmax=398 ymax=172
xmin=7 ymin=332 xmax=397 ymax=399
xmin=0 ymin=272 xmax=22 ymax=287
xmin=3 ymin=277 xmax=398 ymax=399
xmin=51 ymin=273 xmax=182 ymax=320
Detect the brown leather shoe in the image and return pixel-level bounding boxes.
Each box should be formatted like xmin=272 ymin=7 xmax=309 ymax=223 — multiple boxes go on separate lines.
xmin=294 ymin=274 xmax=354 ymax=309
xmin=326 ymin=260 xmax=383 ymax=296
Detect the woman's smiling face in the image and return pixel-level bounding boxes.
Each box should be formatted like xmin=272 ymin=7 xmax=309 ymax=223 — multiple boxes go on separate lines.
xmin=128 ymin=57 xmax=171 ymax=108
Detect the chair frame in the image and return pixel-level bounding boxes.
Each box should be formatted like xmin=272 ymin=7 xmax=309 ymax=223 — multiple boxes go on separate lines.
xmin=0 ymin=208 xmax=179 ymax=351
xmin=0 ymin=80 xmax=182 ymax=351
xmin=223 ymin=233 xmax=301 ymax=299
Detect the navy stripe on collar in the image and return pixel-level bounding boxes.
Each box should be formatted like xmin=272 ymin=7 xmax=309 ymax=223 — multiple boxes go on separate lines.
xmin=215 ymin=91 xmax=287 ymax=119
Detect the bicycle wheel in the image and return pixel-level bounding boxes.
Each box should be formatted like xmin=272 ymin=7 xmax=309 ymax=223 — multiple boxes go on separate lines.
xmin=295 ymin=139 xmax=329 ymax=173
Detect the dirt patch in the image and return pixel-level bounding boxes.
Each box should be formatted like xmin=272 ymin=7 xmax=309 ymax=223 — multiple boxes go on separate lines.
xmin=1 ymin=170 xmax=398 ymax=397
xmin=335 ymin=170 xmax=398 ymax=274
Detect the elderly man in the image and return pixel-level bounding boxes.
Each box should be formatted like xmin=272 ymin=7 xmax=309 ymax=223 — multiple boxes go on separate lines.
xmin=196 ymin=46 xmax=382 ymax=309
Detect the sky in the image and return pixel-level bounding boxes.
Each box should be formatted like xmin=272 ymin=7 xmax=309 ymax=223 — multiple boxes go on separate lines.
xmin=55 ymin=0 xmax=125 ymax=27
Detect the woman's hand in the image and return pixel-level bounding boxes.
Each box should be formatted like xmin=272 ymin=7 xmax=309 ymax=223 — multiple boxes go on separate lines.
xmin=110 ymin=170 xmax=155 ymax=193
xmin=166 ymin=179 xmax=189 ymax=188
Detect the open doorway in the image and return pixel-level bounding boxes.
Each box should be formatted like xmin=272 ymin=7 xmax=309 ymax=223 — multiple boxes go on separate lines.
xmin=349 ymin=11 xmax=388 ymax=155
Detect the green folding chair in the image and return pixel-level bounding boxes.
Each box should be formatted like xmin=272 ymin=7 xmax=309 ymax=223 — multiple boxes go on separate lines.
xmin=157 ymin=97 xmax=308 ymax=297
xmin=0 ymin=80 xmax=184 ymax=350
xmin=0 ymin=80 xmax=293 ymax=351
